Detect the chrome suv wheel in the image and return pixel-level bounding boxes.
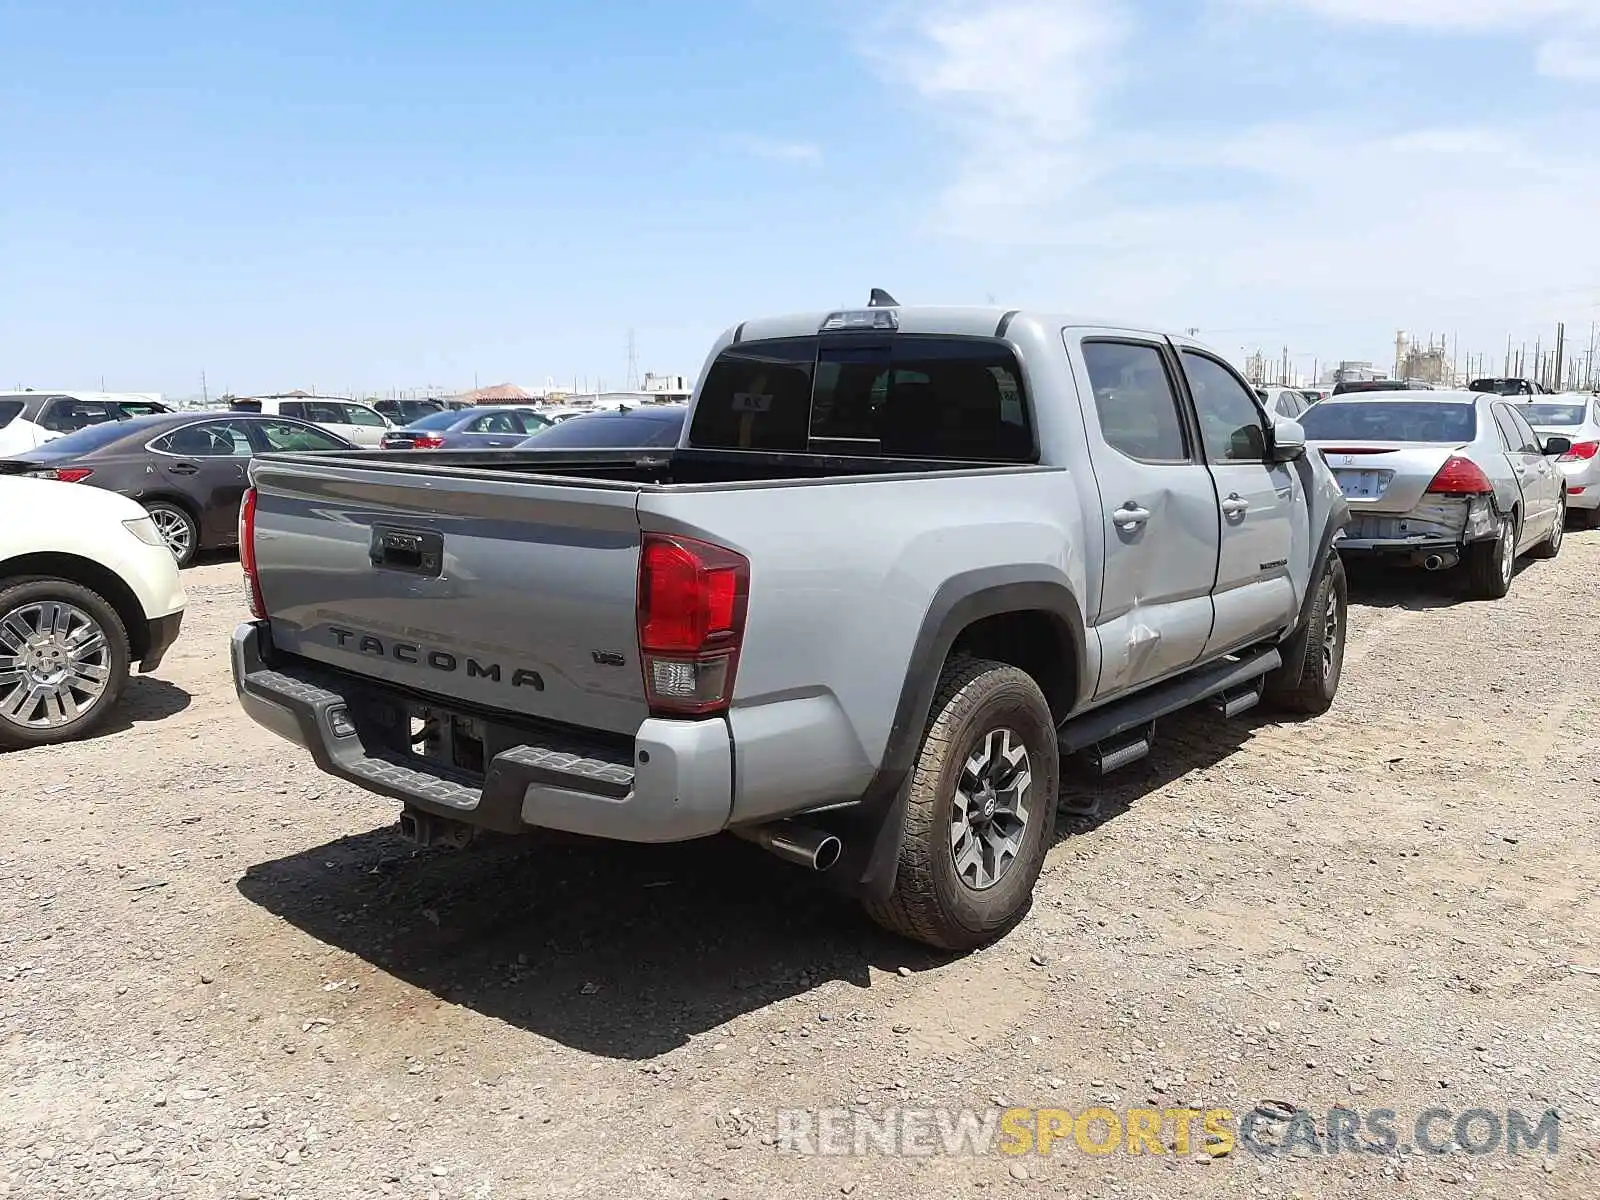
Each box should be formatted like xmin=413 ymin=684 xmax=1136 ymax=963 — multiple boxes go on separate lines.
xmin=0 ymin=580 xmax=131 ymax=749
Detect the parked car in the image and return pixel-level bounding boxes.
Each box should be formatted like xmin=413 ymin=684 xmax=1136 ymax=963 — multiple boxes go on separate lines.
xmin=1469 ymin=377 xmax=1552 ymax=397
xmin=1332 ymin=379 xmax=1434 ymax=396
xmin=0 ymin=413 xmax=355 ymax=566
xmin=1300 ymin=386 xmax=1333 ymax=405
xmin=515 ymin=404 xmax=687 ymax=448
xmin=1257 ymin=386 xmax=1312 ymax=419
xmin=0 ymin=476 xmax=186 ymax=747
xmin=373 ymin=398 xmax=447 ymax=425
xmin=227 ymin=398 xmax=391 ymax=447
xmin=0 ymin=392 xmax=176 ymax=456
xmin=229 ymin=301 xmax=1349 ymax=951
xmin=1515 ymin=395 xmax=1600 ymax=527
xmin=378 ymin=406 xmax=554 ymax=450
xmin=1299 ymin=391 xmax=1567 ymax=596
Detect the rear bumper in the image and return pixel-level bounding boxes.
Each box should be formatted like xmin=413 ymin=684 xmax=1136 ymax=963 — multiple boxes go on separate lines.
xmin=139 ymin=610 xmax=184 ymax=673
xmin=230 ymin=621 xmax=733 ymax=842
xmin=1337 ymin=495 xmax=1500 ymax=559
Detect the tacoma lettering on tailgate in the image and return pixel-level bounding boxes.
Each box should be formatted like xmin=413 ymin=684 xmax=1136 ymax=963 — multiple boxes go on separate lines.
xmin=329 ymin=627 xmax=546 ymax=691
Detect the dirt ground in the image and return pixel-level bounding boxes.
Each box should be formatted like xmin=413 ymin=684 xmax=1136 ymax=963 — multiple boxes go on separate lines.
xmin=4 ymin=531 xmax=1599 ymax=1200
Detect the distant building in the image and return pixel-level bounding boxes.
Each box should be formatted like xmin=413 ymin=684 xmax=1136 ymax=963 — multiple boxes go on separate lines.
xmin=1326 ymin=361 xmax=1380 ymax=385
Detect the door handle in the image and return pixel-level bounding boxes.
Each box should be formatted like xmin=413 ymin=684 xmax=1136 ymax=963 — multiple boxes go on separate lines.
xmin=166 ymin=462 xmax=199 ymax=475
xmin=1221 ymin=493 xmax=1250 ymax=516
xmin=1112 ymin=503 xmax=1152 ymax=529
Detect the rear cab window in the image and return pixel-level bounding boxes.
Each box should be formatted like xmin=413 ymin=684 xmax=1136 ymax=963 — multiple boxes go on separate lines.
xmin=0 ymin=400 xmax=23 ymax=430
xmin=687 ymin=335 xmax=1035 ymax=462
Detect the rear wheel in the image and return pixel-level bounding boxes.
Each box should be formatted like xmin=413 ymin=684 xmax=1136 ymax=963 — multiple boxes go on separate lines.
xmin=145 ymin=501 xmax=199 ymax=567
xmin=0 ymin=578 xmax=130 ymax=749
xmin=1264 ymin=554 xmax=1347 ymax=716
xmin=1466 ymin=514 xmax=1516 ymax=600
xmin=1529 ymin=495 xmax=1565 ymax=559
xmin=864 ymin=657 xmax=1057 ymax=951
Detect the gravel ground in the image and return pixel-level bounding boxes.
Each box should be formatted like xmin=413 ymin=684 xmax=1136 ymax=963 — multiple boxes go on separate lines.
xmin=4 ymin=532 xmax=1599 ymax=1200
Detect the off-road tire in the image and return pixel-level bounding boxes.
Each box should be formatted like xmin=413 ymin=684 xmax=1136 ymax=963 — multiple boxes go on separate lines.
xmin=0 ymin=577 xmax=131 ymax=750
xmin=1529 ymin=495 xmax=1565 ymax=560
xmin=1466 ymin=513 xmax=1517 ymax=600
xmin=863 ymin=657 xmax=1058 ymax=952
xmin=1263 ymin=554 xmax=1347 ymax=717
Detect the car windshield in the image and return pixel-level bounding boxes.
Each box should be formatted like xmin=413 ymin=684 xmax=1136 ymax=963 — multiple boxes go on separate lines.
xmin=27 ymin=418 xmax=154 ymax=455
xmin=522 ymin=411 xmax=685 ymax=448
xmin=1519 ymin=403 xmax=1588 ymax=427
xmin=404 ymin=410 xmax=462 ymax=431
xmin=1300 ymin=401 xmax=1477 ymax=443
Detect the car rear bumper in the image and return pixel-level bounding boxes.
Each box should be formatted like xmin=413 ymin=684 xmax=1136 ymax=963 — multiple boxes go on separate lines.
xmin=230 ymin=621 xmax=734 ymax=842
xmin=1337 ymin=494 xmax=1500 ymax=559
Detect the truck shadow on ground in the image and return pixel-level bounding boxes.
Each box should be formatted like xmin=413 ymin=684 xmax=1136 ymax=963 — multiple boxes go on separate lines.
xmin=236 ymin=706 xmax=1264 ymax=1060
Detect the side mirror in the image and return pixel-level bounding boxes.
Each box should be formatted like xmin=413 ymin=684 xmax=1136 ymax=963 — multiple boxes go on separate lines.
xmin=1541 ymin=435 xmax=1572 ymax=456
xmin=1270 ymin=416 xmax=1306 ymax=462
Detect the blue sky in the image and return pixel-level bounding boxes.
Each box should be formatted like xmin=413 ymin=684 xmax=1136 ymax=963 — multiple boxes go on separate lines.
xmin=3 ymin=0 xmax=1599 ymax=397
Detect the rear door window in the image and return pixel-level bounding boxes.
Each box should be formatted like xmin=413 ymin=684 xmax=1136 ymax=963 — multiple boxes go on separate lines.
xmin=344 ymin=404 xmax=387 ymax=427
xmin=688 ymin=335 xmax=1034 ymax=462
xmin=40 ymin=398 xmax=120 ymax=433
xmin=0 ymin=400 xmax=22 ymax=430
xmin=1080 ymin=340 xmax=1190 ymax=464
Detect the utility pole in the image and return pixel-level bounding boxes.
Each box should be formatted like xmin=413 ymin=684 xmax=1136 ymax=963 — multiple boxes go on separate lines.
xmin=1554 ymin=322 xmax=1566 ymax=392
xmin=201 ymin=371 xmax=208 ymax=407
xmin=627 ymin=328 xmax=640 ymax=391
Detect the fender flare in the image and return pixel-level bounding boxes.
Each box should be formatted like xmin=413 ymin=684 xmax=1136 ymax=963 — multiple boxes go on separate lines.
xmin=831 ymin=565 xmax=1089 ymax=902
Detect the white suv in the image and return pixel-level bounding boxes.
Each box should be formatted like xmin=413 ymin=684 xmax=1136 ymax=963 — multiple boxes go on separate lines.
xmin=0 ymin=477 xmax=187 ymax=748
xmin=227 ymin=398 xmax=391 ymax=446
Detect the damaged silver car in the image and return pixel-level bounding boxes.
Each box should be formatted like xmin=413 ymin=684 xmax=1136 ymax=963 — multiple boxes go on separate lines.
xmin=1300 ymin=391 xmax=1568 ymax=599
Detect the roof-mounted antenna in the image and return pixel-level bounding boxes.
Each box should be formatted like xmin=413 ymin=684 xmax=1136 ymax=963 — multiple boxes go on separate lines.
xmin=868 ymin=288 xmax=899 ymax=308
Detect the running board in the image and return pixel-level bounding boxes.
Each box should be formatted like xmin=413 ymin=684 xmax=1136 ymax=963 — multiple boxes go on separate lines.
xmin=1211 ymin=682 xmax=1264 ymax=719
xmin=1057 ymin=646 xmax=1281 ymax=756
xmin=1081 ymin=725 xmax=1154 ymax=777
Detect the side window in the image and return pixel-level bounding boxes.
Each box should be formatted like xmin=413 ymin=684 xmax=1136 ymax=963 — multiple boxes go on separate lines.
xmin=155 ymin=420 xmax=254 ymax=457
xmin=1179 ymin=351 xmax=1269 ymax=463
xmin=41 ymin=399 xmax=117 ymax=433
xmin=251 ymin=420 xmax=351 ymax=452
xmin=1491 ymin=405 xmax=1524 ymax=453
xmin=279 ymin=402 xmax=305 ymax=419
xmin=1080 ymin=341 xmax=1189 ymax=464
xmin=512 ymin=411 xmax=550 ymax=434
xmin=1504 ymin=407 xmax=1541 ymax=454
xmin=303 ymin=402 xmax=346 ymax=425
xmin=345 ymin=404 xmax=386 ymax=428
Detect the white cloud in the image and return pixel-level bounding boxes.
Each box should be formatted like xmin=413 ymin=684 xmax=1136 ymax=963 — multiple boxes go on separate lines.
xmin=856 ymin=0 xmax=1128 ymax=232
xmin=1538 ymin=35 xmax=1600 ymax=78
xmin=726 ymin=135 xmax=823 ymax=164
xmin=1260 ymin=0 xmax=1592 ymax=30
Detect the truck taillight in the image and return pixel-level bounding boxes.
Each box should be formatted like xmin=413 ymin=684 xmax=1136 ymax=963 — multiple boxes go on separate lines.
xmin=636 ymin=533 xmax=749 ymax=717
xmin=239 ymin=487 xmax=266 ymax=620
xmin=1425 ymin=455 xmax=1493 ymax=496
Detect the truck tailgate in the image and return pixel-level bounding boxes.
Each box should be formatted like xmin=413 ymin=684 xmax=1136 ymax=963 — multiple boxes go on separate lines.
xmin=249 ymin=458 xmax=650 ymax=734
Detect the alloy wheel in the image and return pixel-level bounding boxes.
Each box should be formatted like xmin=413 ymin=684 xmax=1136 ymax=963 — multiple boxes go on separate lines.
xmin=0 ymin=600 xmax=113 ymax=729
xmin=1499 ymin=522 xmax=1515 ymax=587
xmin=949 ymin=728 xmax=1033 ymax=892
xmin=1320 ymin=583 xmax=1341 ymax=683
xmin=149 ymin=508 xmax=194 ymax=561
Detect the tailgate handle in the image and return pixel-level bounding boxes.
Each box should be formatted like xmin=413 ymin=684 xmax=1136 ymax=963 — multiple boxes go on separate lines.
xmin=369 ymin=526 xmax=443 ymax=577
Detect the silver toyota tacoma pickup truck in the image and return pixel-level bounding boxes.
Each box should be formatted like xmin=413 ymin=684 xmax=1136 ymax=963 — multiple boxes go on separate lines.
xmin=232 ymin=301 xmax=1350 ymax=950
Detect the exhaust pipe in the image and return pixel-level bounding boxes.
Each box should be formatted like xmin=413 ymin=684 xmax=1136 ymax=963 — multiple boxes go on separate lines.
xmin=398 ymin=807 xmax=475 ymax=850
xmin=732 ymin=821 xmax=842 ymax=872
xmin=1421 ymin=552 xmax=1458 ymax=571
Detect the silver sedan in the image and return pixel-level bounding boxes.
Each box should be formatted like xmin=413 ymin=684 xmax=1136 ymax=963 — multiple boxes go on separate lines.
xmin=1299 ymin=390 xmax=1570 ymax=598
